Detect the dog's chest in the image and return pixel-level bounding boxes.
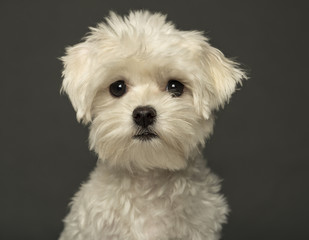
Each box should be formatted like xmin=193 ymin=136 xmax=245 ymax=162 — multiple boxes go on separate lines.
xmin=81 ymin=168 xmax=193 ymax=240
xmin=63 ymin=162 xmax=227 ymax=240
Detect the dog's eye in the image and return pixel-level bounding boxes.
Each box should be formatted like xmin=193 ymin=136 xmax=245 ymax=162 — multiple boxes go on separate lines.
xmin=166 ymin=80 xmax=184 ymax=97
xmin=109 ymin=80 xmax=127 ymax=97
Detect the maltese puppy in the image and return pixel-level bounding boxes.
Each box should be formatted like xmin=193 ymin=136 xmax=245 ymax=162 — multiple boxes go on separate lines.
xmin=59 ymin=10 xmax=246 ymax=240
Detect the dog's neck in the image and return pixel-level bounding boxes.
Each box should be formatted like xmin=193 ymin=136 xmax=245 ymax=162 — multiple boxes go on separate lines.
xmin=86 ymin=154 xmax=209 ymax=205
xmin=94 ymin=152 xmax=206 ymax=184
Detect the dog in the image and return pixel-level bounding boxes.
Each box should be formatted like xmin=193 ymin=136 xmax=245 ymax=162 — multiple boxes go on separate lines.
xmin=59 ymin=10 xmax=246 ymax=240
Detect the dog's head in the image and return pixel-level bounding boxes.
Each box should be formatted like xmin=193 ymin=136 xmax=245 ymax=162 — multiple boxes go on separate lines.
xmin=61 ymin=11 xmax=246 ymax=171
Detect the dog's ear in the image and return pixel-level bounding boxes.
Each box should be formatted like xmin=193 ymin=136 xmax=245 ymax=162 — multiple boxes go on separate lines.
xmin=194 ymin=40 xmax=247 ymax=119
xmin=61 ymin=42 xmax=95 ymax=124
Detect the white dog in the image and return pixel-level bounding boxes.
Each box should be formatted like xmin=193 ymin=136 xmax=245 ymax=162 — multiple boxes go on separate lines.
xmin=59 ymin=11 xmax=246 ymax=240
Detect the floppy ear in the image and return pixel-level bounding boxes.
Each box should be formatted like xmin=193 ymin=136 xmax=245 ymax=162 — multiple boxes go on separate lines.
xmin=61 ymin=42 xmax=95 ymax=124
xmin=195 ymin=41 xmax=247 ymax=119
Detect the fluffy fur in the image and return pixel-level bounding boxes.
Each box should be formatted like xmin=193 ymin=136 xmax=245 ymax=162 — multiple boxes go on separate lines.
xmin=59 ymin=10 xmax=246 ymax=240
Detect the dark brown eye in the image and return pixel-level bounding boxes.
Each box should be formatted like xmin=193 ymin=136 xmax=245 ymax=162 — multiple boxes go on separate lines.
xmin=166 ymin=80 xmax=184 ymax=97
xmin=109 ymin=80 xmax=126 ymax=97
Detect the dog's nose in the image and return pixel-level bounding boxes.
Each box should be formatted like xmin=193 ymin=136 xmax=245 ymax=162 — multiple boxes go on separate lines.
xmin=133 ymin=106 xmax=157 ymax=128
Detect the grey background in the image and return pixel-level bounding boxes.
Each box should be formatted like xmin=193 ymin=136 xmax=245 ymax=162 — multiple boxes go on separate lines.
xmin=1 ymin=0 xmax=308 ymax=239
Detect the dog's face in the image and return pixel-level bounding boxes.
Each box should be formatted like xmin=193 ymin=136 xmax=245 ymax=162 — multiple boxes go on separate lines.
xmin=61 ymin=11 xmax=246 ymax=171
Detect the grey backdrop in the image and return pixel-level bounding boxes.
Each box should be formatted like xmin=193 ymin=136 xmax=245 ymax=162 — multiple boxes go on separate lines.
xmin=1 ymin=0 xmax=308 ymax=239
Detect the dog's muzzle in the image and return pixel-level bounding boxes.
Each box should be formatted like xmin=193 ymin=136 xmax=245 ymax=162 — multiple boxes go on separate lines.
xmin=133 ymin=106 xmax=158 ymax=141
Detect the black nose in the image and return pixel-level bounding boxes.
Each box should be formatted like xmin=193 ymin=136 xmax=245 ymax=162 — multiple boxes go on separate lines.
xmin=133 ymin=106 xmax=157 ymax=128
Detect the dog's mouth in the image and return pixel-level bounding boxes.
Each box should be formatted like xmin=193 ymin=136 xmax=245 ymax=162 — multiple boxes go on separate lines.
xmin=133 ymin=129 xmax=159 ymax=141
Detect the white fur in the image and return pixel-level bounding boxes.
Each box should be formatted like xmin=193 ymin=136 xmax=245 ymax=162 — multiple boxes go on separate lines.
xmin=59 ymin=10 xmax=246 ymax=240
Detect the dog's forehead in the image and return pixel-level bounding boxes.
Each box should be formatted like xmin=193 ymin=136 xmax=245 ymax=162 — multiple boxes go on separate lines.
xmin=109 ymin=56 xmax=190 ymax=86
xmin=100 ymin=40 xmax=197 ymax=85
xmin=119 ymin=34 xmax=197 ymax=61
xmin=88 ymin=17 xmax=206 ymax=90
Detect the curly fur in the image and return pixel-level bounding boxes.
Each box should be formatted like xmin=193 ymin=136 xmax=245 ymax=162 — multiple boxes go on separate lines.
xmin=59 ymin=10 xmax=246 ymax=240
